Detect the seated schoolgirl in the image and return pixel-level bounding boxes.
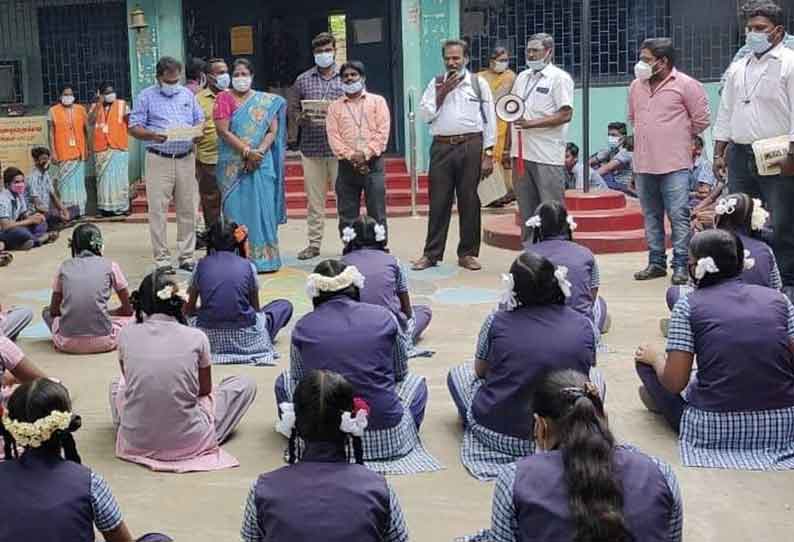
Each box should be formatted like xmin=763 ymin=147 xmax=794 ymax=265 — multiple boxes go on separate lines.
xmin=0 ymin=167 xmax=57 ymax=251
xmin=110 ymin=272 xmax=257 ymax=472
xmin=466 ymin=370 xmax=682 ymax=542
xmin=524 ymin=201 xmax=609 ymax=334
xmin=666 ymin=193 xmax=780 ymax=312
xmin=0 ymin=300 xmax=33 ymax=341
xmin=341 ymin=215 xmax=432 ymax=345
xmin=636 ymin=229 xmax=794 ymax=470
xmin=0 ymin=378 xmax=171 ymax=542
xmin=43 ymin=224 xmax=134 ymax=354
xmin=242 ymin=369 xmax=409 ymax=542
xmin=185 ymin=222 xmax=293 ymax=365
xmin=447 ymin=251 xmax=601 ymax=480
xmin=274 ymin=260 xmax=439 ymax=474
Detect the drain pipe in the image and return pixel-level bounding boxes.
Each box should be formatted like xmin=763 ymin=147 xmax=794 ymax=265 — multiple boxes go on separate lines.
xmin=407 ymin=87 xmax=419 ymax=218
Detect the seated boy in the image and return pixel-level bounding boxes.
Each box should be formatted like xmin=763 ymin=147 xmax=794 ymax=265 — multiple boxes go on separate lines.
xmin=589 ymin=122 xmax=634 ymax=194
xmin=565 ymin=142 xmax=607 ymax=192
xmin=26 ymin=147 xmax=73 ymax=230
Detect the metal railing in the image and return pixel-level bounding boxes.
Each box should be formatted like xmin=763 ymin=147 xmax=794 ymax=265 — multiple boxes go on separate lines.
xmin=407 ymin=87 xmax=419 ymax=218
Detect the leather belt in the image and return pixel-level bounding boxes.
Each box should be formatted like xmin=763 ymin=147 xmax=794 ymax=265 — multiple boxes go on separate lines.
xmin=147 ymin=147 xmax=193 ymax=160
xmin=433 ymin=133 xmax=482 ymax=145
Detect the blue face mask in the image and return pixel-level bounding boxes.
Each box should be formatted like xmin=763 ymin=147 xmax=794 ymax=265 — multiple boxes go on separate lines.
xmin=159 ymin=81 xmax=181 ymax=97
xmin=342 ymin=80 xmax=364 ymax=95
xmin=746 ymin=30 xmax=774 ymax=55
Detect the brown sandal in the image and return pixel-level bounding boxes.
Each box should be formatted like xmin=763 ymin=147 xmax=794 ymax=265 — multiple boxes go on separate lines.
xmin=0 ymin=252 xmax=12 ymax=267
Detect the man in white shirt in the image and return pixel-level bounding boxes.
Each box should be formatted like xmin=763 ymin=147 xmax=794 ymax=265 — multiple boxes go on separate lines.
xmin=413 ymin=39 xmax=496 ymax=271
xmin=506 ymin=33 xmax=574 ymax=240
xmin=714 ymin=0 xmax=794 ymax=299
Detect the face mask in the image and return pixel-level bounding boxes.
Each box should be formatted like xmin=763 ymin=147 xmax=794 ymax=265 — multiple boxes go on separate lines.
xmin=104 ymin=93 xmax=116 ymax=104
xmin=342 ymin=80 xmax=364 ymax=95
xmin=61 ymin=96 xmax=75 ymax=106
xmin=493 ymin=60 xmax=509 ymax=73
xmin=159 ymin=82 xmax=181 ymax=97
xmin=10 ymin=182 xmax=25 ymax=195
xmin=746 ymin=31 xmax=775 ymax=55
xmin=607 ymin=136 xmax=621 ymax=150
xmin=213 ymin=73 xmax=231 ymax=90
xmin=315 ymin=52 xmax=335 ymax=68
xmin=232 ymin=76 xmax=252 ymax=92
xmin=634 ymin=61 xmax=655 ymax=81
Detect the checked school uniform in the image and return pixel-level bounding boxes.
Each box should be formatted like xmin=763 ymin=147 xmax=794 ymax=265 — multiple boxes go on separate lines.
xmin=447 ymin=304 xmax=601 ymax=480
xmin=240 ymin=442 xmax=408 ymax=542
xmin=191 ymin=251 xmax=293 ymax=365
xmin=463 ymin=445 xmax=682 ymax=542
xmin=638 ymin=278 xmax=794 ymax=469
xmin=523 ymin=236 xmax=609 ymax=332
xmin=342 ymin=248 xmax=432 ymax=347
xmin=274 ymin=297 xmax=441 ymax=475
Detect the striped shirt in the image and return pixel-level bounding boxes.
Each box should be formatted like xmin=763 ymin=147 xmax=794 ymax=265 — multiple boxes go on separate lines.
xmin=90 ymin=471 xmax=123 ymax=532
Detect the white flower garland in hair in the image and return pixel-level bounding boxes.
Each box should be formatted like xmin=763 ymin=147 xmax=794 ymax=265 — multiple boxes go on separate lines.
xmin=566 ymin=215 xmax=578 ymax=231
xmin=340 ymin=409 xmax=368 ymax=437
xmin=694 ymin=257 xmax=720 ymax=280
xmin=744 ymin=249 xmax=756 ymax=270
xmin=499 ymin=273 xmax=519 ymax=311
xmin=715 ymin=197 xmax=738 ymax=216
xmin=342 ymin=226 xmax=357 ymax=244
xmin=751 ymin=199 xmax=770 ymax=232
xmin=2 ymin=410 xmax=72 ymax=449
xmin=525 ymin=215 xmax=542 ymax=229
xmin=274 ymin=403 xmax=296 ymax=438
xmin=305 ymin=266 xmax=366 ymax=299
xmin=374 ymin=223 xmax=387 ymax=242
xmin=554 ymin=266 xmax=572 ymax=298
xmin=156 ymin=282 xmax=189 ymax=301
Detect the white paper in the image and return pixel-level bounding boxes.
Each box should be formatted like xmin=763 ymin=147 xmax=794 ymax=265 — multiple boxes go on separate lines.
xmin=164 ymin=125 xmax=203 ymax=142
xmin=752 ymin=135 xmax=789 ymax=176
xmin=478 ymin=163 xmax=509 ymax=205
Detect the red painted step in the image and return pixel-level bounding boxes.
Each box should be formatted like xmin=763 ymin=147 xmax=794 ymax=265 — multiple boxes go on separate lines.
xmin=564 ymin=190 xmax=627 ymax=211
xmin=514 ymin=200 xmax=645 ymax=232
xmin=285 ymin=157 xmax=408 ymax=177
xmin=284 ymin=174 xmax=429 ymax=192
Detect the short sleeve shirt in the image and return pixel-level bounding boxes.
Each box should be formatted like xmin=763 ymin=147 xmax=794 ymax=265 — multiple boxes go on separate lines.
xmin=25 ymin=168 xmax=54 ymax=211
xmin=0 ymin=189 xmax=27 ymax=221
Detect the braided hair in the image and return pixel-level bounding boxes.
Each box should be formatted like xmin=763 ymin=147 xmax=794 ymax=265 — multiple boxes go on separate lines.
xmin=534 ymin=370 xmax=631 ymax=542
xmin=510 ymin=251 xmax=566 ymax=308
xmin=130 ymin=270 xmax=188 ymax=325
xmin=341 ymin=215 xmax=388 ymax=255
xmin=2 ymin=378 xmax=82 ymax=463
xmin=70 ymin=223 xmax=104 ymax=257
xmin=289 ymin=370 xmax=364 ymax=465
xmin=529 ymin=201 xmax=574 ymax=243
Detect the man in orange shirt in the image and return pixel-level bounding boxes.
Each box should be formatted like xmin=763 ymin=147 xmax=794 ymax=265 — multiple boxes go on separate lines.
xmin=326 ymin=61 xmax=391 ymax=238
xmin=48 ymin=84 xmax=89 ymax=218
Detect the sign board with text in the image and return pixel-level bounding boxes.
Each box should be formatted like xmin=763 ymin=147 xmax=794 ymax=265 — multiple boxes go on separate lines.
xmin=0 ymin=116 xmax=48 ymax=174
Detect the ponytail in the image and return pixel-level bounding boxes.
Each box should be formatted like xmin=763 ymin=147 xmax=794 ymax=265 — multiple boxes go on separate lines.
xmin=59 ymin=414 xmax=83 ymax=464
xmin=351 ymin=435 xmax=364 ymax=465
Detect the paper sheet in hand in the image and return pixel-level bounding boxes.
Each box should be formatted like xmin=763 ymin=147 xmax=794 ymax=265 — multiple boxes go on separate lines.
xmin=478 ymin=164 xmax=509 ymax=206
xmin=301 ymin=100 xmax=330 ymax=118
xmin=164 ymin=125 xmax=203 ymax=142
xmin=752 ymin=135 xmax=789 ymax=176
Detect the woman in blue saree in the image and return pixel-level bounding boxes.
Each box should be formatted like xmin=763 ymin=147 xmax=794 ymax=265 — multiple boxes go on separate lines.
xmin=215 ymin=58 xmax=287 ymax=273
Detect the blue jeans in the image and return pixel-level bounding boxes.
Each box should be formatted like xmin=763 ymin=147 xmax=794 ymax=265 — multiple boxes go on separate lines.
xmin=636 ymin=170 xmax=691 ymax=270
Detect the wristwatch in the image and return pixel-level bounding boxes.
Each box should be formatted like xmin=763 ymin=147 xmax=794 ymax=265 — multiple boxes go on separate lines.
xmin=484 ymin=148 xmax=494 ymax=158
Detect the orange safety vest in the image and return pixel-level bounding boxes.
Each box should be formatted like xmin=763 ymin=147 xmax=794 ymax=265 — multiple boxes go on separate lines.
xmin=93 ymin=99 xmax=129 ymax=152
xmin=49 ymin=104 xmax=87 ymax=161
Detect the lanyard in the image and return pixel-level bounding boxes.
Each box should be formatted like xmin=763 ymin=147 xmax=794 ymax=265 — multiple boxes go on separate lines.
xmin=344 ymin=99 xmax=368 ymax=149
xmin=522 ymin=72 xmax=544 ymax=101
xmin=742 ymin=59 xmax=768 ymax=105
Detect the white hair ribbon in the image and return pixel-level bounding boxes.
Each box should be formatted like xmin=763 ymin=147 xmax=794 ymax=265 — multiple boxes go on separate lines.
xmin=340 ymin=409 xmax=369 ymax=437
xmin=525 ymin=215 xmax=542 ymax=229
xmin=566 ymin=215 xmax=578 ymax=231
xmin=694 ymin=257 xmax=720 ymax=280
xmin=499 ymin=273 xmax=518 ymax=311
xmin=751 ymin=199 xmax=770 ymax=232
xmin=744 ymin=249 xmax=756 ymax=270
xmin=554 ymin=266 xmax=572 ymax=299
xmin=305 ymin=266 xmax=366 ymax=300
xmin=341 ymin=226 xmax=357 ymax=244
xmin=275 ymin=403 xmax=296 ymax=438
xmin=715 ymin=197 xmax=738 ymax=216
xmin=374 ymin=223 xmax=387 ymax=242
xmin=156 ymin=282 xmax=189 ymax=302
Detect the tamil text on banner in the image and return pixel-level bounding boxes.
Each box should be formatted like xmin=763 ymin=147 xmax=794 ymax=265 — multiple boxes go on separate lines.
xmin=0 ymin=116 xmax=48 ymax=174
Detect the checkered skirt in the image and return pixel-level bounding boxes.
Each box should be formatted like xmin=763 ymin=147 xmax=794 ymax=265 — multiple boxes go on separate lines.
xmin=680 ymin=405 xmax=794 ymax=470
xmin=279 ymin=371 xmax=443 ymax=475
xmin=448 ymin=364 xmax=534 ymax=481
xmin=191 ymin=313 xmax=278 ymax=366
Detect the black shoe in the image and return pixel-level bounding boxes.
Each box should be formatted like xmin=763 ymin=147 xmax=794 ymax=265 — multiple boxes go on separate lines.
xmin=179 ymin=262 xmax=195 ymax=273
xmin=671 ymin=268 xmax=689 ymax=286
xmin=297 ymin=246 xmax=320 ymax=260
xmin=634 ymin=265 xmax=667 ymax=281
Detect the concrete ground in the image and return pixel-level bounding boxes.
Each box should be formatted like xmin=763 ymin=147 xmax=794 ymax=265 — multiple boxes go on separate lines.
xmin=4 ymin=216 xmax=793 ymax=541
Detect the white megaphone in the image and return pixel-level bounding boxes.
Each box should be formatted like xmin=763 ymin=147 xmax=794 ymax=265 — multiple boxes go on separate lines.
xmin=495 ymin=94 xmax=526 ymax=123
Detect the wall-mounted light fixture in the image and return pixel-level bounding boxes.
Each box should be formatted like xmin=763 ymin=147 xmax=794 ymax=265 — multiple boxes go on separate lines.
xmin=129 ymin=6 xmax=148 ymax=32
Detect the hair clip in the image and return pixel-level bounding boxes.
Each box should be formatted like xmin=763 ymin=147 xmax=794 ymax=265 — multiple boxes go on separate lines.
xmin=275 ymin=403 xmax=296 ymax=438
xmin=750 ymin=199 xmax=769 ymax=232
xmin=498 ymin=273 xmax=518 ymax=311
xmin=525 ymin=215 xmax=542 ymax=228
xmin=743 ymin=249 xmax=755 ymax=271
xmin=554 ymin=266 xmax=572 ymax=298
xmin=342 ymin=226 xmax=357 ymax=244
xmin=340 ymin=409 xmax=368 ymax=437
xmin=566 ymin=215 xmax=578 ymax=231
xmin=694 ymin=257 xmax=720 ymax=280
xmin=374 ymin=223 xmax=387 ymax=242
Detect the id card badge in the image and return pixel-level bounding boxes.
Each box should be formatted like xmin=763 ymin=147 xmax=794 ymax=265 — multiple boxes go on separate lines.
xmin=68 ymin=136 xmax=77 ymax=147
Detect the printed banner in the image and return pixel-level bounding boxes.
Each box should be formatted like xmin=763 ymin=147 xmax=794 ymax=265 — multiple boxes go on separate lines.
xmin=0 ymin=116 xmax=48 ymax=174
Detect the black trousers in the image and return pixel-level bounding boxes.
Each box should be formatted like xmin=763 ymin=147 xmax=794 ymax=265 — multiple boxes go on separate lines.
xmin=422 ymin=134 xmax=483 ymax=261
xmin=335 ymin=156 xmax=387 ymax=237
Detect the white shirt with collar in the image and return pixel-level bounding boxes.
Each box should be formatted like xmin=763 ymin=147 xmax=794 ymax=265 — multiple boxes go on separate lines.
xmin=509 ymin=63 xmax=574 ymax=166
xmin=420 ymin=70 xmax=496 ymax=149
xmin=714 ymin=42 xmax=794 ymax=145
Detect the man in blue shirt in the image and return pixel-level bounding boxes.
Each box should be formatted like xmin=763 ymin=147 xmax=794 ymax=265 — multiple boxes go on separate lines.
xmin=129 ymin=56 xmax=204 ymax=272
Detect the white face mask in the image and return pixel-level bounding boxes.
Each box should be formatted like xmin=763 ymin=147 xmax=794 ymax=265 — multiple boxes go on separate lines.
xmin=746 ymin=31 xmax=775 ymax=55
xmin=634 ymin=60 xmax=655 ymax=81
xmin=104 ymin=93 xmax=117 ymax=104
xmin=159 ymin=82 xmax=181 ymax=96
xmin=232 ymin=76 xmax=252 ymax=93
xmin=493 ymin=60 xmax=509 ymax=73
xmin=61 ymin=95 xmax=75 ymax=106
xmin=607 ymin=136 xmax=621 ymax=149
xmin=315 ymin=52 xmax=335 ymax=69
xmin=213 ymin=73 xmax=231 ymax=90
xmin=342 ymin=80 xmax=364 ymax=95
